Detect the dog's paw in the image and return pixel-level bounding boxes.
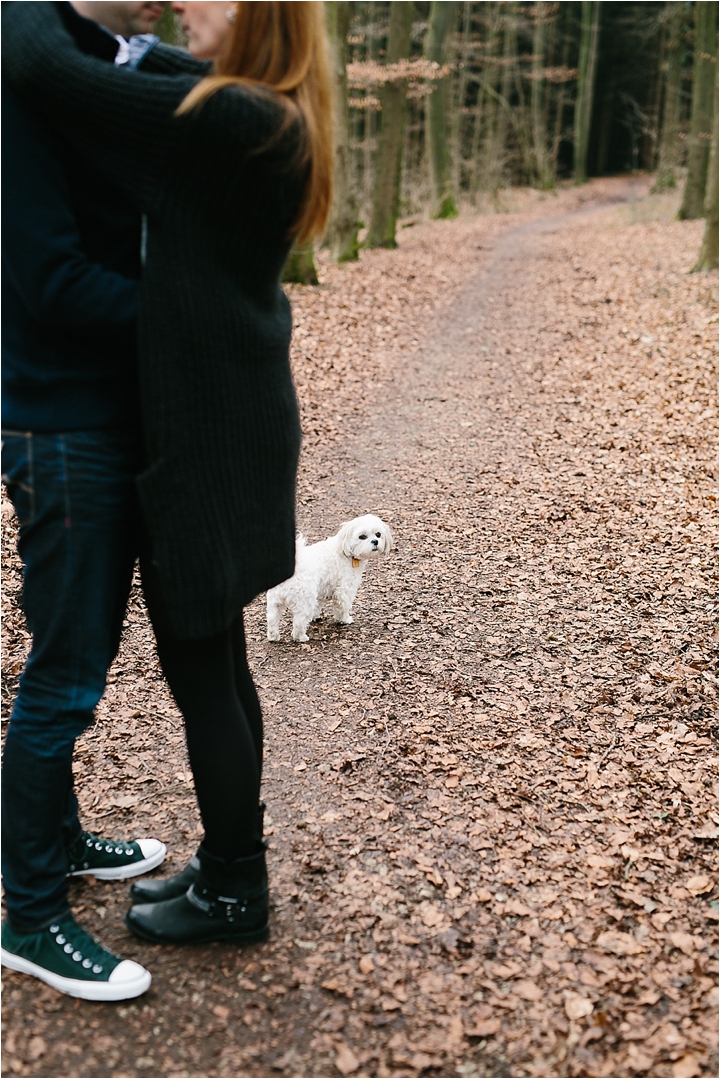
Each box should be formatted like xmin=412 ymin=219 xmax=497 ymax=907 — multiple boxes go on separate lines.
xmin=292 ymin=632 xmax=310 ymax=643
xmin=267 ymin=631 xmax=281 ymax=642
xmin=335 ymin=615 xmax=354 ymax=625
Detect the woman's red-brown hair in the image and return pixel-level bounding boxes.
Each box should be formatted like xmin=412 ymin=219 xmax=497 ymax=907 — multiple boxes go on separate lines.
xmin=177 ymin=2 xmax=333 ymax=244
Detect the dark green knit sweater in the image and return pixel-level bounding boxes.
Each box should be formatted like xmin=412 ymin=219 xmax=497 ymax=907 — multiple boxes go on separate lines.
xmin=3 ymin=2 xmax=307 ymax=638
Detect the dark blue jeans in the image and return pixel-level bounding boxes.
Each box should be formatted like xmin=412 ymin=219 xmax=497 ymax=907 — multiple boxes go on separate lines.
xmin=1 ymin=428 xmax=142 ymax=932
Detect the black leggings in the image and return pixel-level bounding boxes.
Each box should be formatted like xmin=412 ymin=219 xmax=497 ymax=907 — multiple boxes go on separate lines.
xmin=140 ymin=557 xmax=262 ymax=861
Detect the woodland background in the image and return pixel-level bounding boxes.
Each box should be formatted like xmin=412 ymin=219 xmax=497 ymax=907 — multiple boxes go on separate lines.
xmin=1 ymin=3 xmax=718 ymax=1079
xmin=159 ymin=0 xmax=719 ymax=273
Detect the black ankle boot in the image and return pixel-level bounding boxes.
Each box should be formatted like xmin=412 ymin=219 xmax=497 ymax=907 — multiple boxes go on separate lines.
xmin=128 ymin=853 xmax=200 ymax=903
xmin=125 ymin=843 xmax=269 ymax=945
xmin=129 ymin=804 xmax=266 ymax=904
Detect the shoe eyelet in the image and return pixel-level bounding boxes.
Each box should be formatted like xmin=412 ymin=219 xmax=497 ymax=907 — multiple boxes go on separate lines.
xmin=64 ymin=943 xmax=74 ymax=953
xmin=73 ymin=951 xmax=82 ymax=961
xmin=49 ymin=925 xmax=59 ymax=933
xmin=94 ymin=842 xmax=103 ymax=851
xmin=92 ymin=965 xmax=103 ymax=974
xmin=82 ymin=959 xmax=92 ymax=969
xmin=104 ymin=845 xmax=113 ymax=853
xmin=83 ymin=862 xmax=89 ymax=869
xmin=86 ymin=838 xmax=93 ymax=847
xmin=114 ymin=847 xmax=123 ymax=855
xmin=56 ymin=934 xmax=65 ymax=944
xmin=125 ymin=849 xmax=134 ymax=856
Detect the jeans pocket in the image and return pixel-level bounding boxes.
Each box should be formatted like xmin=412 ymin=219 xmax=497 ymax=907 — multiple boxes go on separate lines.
xmin=1 ymin=432 xmax=35 ymax=528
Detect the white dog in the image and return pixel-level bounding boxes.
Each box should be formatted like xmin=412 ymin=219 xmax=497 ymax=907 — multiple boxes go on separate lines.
xmin=266 ymin=514 xmax=393 ymax=642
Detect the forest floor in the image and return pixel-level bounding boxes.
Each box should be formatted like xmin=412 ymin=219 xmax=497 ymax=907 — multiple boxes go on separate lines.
xmin=1 ymin=176 xmax=718 ymax=1079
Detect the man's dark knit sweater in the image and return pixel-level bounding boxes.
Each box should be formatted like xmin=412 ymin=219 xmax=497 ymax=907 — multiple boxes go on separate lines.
xmin=3 ymin=2 xmax=308 ymax=639
xmin=1 ymin=5 xmax=141 ymax=433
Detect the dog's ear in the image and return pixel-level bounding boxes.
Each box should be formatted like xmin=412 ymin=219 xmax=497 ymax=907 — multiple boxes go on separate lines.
xmin=383 ymin=525 xmax=394 ymax=554
xmin=336 ymin=520 xmax=356 ymax=558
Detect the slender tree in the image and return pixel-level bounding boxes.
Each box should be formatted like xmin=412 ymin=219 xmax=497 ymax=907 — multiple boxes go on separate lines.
xmin=496 ymin=1 xmax=518 ymax=175
xmin=679 ymin=1 xmax=719 ymax=219
xmin=574 ymin=0 xmax=601 ymax=183
xmin=692 ymin=63 xmax=719 ymax=271
xmin=365 ymin=0 xmax=414 ymax=248
xmin=551 ymin=7 xmax=573 ymax=177
xmin=425 ymin=0 xmax=459 ymax=218
xmin=531 ymin=1 xmax=554 ymax=189
xmin=470 ymin=3 xmax=501 ymax=193
xmin=452 ymin=1 xmax=473 ymax=196
xmin=325 ymin=1 xmax=359 ymax=261
xmin=282 ymin=243 xmax=319 ymax=286
xmin=653 ymin=1 xmax=687 ymax=192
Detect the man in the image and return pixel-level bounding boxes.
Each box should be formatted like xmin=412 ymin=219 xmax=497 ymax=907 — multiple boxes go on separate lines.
xmin=1 ymin=2 xmax=168 ymax=1002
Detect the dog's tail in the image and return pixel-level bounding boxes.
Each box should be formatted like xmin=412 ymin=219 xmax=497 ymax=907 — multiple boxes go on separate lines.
xmin=295 ymin=533 xmax=308 ymax=551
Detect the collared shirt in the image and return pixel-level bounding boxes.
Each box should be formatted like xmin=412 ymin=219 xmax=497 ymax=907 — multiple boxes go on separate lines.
xmin=113 ymin=33 xmax=158 ymax=69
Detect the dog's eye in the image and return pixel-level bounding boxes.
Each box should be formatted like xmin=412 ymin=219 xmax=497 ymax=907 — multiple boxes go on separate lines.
xmin=375 ymin=533 xmax=381 ymax=538
xmin=359 ymin=534 xmax=367 ymax=540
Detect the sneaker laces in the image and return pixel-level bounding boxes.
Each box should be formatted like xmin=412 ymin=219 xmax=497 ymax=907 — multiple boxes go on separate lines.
xmin=48 ymin=916 xmax=119 ymax=974
xmin=77 ymin=831 xmax=135 ymax=856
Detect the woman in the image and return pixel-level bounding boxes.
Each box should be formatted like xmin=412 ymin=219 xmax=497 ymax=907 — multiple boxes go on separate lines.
xmin=2 ymin=0 xmax=333 ymax=948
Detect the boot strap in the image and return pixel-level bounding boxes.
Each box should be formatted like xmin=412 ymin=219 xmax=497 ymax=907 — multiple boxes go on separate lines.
xmin=187 ymin=885 xmax=248 ymax=921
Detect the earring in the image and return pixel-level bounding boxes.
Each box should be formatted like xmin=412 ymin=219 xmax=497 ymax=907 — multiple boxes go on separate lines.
xmin=226 ymin=7 xmax=236 ymax=21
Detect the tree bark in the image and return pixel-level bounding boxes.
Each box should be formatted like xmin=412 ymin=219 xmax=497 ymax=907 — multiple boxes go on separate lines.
xmin=425 ymin=0 xmax=459 ymax=218
xmin=365 ymin=1 xmax=414 ymax=248
xmin=470 ymin=2 xmax=500 ymax=193
xmin=282 ymin=243 xmax=319 ymax=286
xmin=452 ymin=0 xmax=472 ymax=197
xmin=496 ymin=1 xmax=517 ymax=174
xmin=679 ymin=1 xmax=719 ymax=219
xmin=692 ymin=63 xmax=719 ymax=271
xmin=552 ymin=10 xmax=572 ymax=176
xmin=531 ymin=1 xmax=553 ymax=189
xmin=652 ymin=1 xmax=686 ymax=192
xmin=574 ymin=0 xmax=601 ymax=184
xmin=325 ymin=1 xmax=359 ymax=262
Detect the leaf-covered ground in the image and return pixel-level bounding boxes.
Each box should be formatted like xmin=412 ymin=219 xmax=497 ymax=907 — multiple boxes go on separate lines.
xmin=2 ymin=177 xmax=717 ymax=1079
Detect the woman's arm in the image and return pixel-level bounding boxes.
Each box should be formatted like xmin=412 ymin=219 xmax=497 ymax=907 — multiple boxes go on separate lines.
xmin=139 ymin=42 xmax=212 ymax=78
xmin=1 ymin=2 xmax=201 ymax=211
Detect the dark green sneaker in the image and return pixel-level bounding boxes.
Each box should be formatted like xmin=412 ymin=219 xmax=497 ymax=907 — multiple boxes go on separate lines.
xmin=1 ymin=916 xmax=151 ymax=1001
xmin=67 ymin=831 xmax=166 ymax=880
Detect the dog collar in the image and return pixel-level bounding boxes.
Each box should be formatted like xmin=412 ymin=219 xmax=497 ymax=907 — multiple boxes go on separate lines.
xmin=352 ymin=558 xmax=360 ymax=568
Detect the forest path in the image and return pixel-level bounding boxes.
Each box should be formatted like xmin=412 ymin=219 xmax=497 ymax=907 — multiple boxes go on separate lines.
xmin=2 ymin=179 xmax=717 ymax=1079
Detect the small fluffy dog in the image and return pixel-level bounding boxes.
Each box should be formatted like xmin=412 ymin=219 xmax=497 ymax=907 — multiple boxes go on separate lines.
xmin=267 ymin=514 xmax=393 ymax=642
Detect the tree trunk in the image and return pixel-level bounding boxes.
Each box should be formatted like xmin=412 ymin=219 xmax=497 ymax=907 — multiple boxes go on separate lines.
xmin=282 ymin=243 xmax=319 ymax=286
xmin=692 ymin=63 xmax=719 ymax=271
xmin=470 ymin=3 xmax=501 ymax=193
xmin=552 ymin=12 xmax=572 ymax=175
xmin=495 ymin=1 xmax=517 ymax=175
xmin=452 ymin=0 xmax=472 ymax=197
xmin=363 ymin=1 xmax=381 ymax=217
xmin=531 ymin=2 xmax=553 ymax=189
xmin=365 ymin=0 xmax=414 ymax=248
xmin=574 ymin=0 xmax=601 ymax=184
xmin=652 ymin=1 xmax=686 ymax=192
xmin=425 ymin=0 xmax=459 ymax=218
xmin=679 ymin=1 xmax=719 ymax=219
xmin=325 ymin=1 xmax=359 ymax=261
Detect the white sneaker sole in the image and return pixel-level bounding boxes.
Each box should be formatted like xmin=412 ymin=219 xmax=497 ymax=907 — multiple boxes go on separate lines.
xmin=70 ymin=842 xmax=167 ymax=881
xmin=1 ymin=948 xmax=151 ymax=1001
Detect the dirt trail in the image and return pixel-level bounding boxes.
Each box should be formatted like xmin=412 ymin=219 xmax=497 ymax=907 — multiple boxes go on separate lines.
xmin=2 ymin=179 xmax=717 ymax=1079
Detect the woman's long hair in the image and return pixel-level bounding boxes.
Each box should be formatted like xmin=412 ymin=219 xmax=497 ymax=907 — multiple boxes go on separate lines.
xmin=177 ymin=2 xmax=333 ymax=244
